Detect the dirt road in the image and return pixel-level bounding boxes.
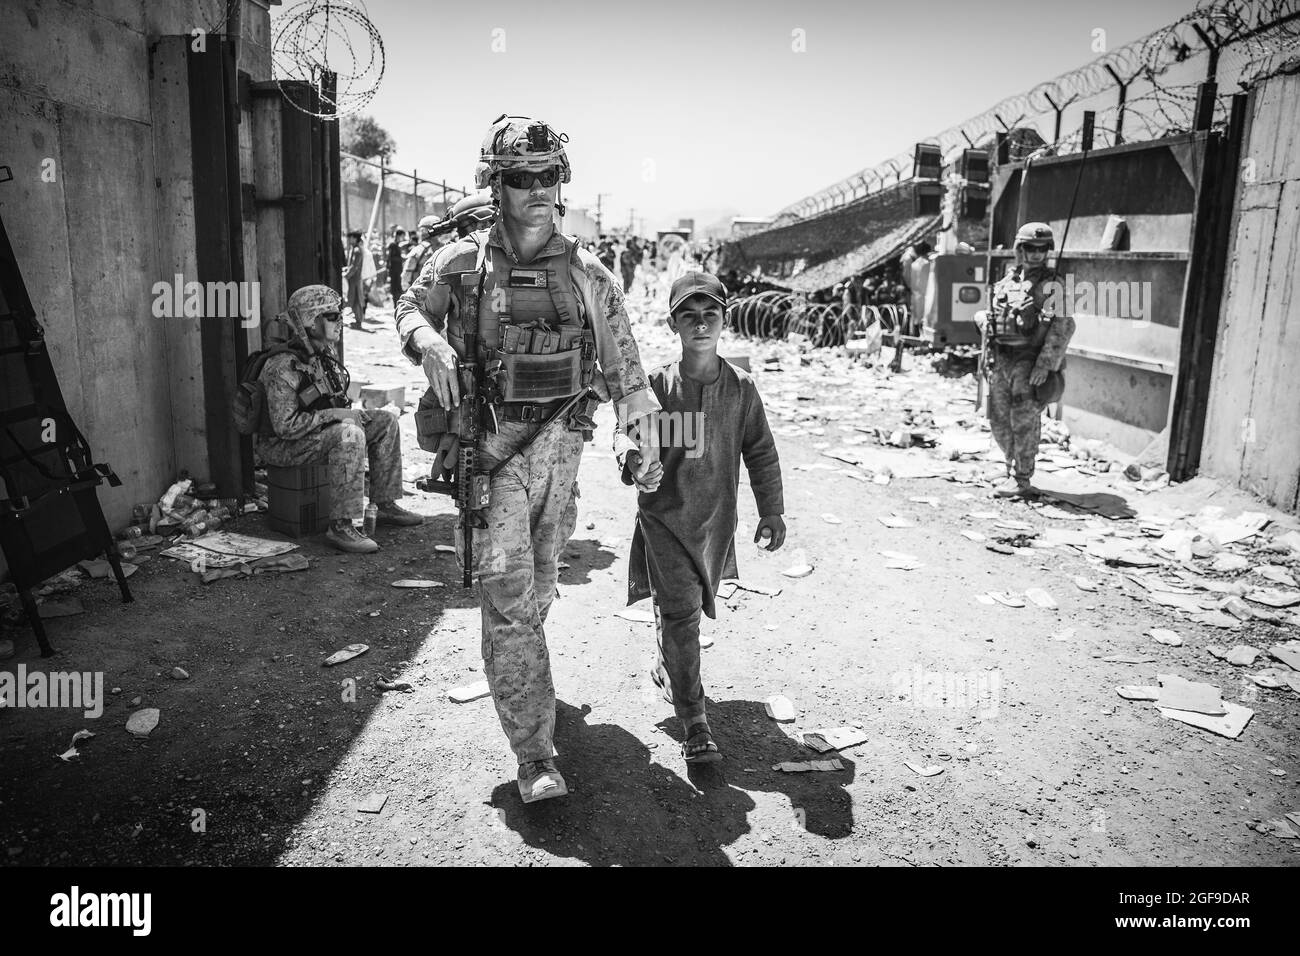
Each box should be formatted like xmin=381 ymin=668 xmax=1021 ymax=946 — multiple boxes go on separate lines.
xmin=1 ymin=300 xmax=1297 ymax=867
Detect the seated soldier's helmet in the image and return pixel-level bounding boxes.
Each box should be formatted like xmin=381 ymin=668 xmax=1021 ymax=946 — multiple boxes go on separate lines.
xmin=449 ymin=191 xmax=495 ymax=234
xmin=287 ymin=285 xmax=342 ymax=325
xmin=474 ymin=114 xmax=571 ymax=190
xmin=1014 ymin=221 xmax=1055 ymax=249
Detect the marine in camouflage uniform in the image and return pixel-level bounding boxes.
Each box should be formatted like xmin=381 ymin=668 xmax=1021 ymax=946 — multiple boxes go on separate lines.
xmin=257 ymin=285 xmax=423 ymax=554
xmin=394 ymin=115 xmax=660 ymax=802
xmin=977 ymin=222 xmax=1076 ymax=498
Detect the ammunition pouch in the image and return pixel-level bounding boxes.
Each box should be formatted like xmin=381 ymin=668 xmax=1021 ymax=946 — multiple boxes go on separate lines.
xmin=415 ymin=387 xmax=463 ymax=451
xmin=494 ymin=325 xmax=596 ymax=403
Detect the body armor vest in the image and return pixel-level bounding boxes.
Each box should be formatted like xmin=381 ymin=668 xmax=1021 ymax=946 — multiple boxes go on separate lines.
xmin=989 ymin=265 xmax=1055 ymax=350
xmin=444 ymin=233 xmax=595 ymax=403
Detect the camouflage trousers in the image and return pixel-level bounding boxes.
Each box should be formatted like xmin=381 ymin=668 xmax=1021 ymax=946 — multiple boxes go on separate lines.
xmin=988 ymin=354 xmax=1045 ymax=481
xmin=257 ymin=410 xmax=403 ymax=520
xmin=456 ymin=420 xmax=582 ymax=764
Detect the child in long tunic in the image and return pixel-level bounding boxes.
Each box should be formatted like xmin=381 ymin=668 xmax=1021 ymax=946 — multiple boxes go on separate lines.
xmin=619 ymin=272 xmax=786 ymax=763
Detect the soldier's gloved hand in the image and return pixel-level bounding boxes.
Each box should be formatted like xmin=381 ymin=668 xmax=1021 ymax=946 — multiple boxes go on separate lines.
xmin=430 ymin=433 xmax=460 ymax=481
xmin=1029 ymin=367 xmax=1049 ymax=387
xmin=418 ymin=333 xmax=461 ymax=409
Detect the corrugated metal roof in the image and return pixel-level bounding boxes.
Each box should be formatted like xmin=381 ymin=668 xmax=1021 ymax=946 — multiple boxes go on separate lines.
xmin=781 ymin=215 xmax=941 ymax=292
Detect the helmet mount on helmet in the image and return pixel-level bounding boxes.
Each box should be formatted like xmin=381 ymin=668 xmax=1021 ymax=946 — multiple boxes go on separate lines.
xmin=475 ymin=114 xmax=571 ymax=220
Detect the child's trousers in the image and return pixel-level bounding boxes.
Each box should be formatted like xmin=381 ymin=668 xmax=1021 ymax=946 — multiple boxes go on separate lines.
xmin=647 ymin=546 xmax=708 ymax=727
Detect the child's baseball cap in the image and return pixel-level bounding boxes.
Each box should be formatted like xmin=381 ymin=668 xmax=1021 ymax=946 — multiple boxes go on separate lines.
xmin=668 ymin=272 xmax=728 ymax=315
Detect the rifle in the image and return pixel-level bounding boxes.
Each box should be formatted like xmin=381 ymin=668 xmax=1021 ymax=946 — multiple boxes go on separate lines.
xmin=283 ymin=310 xmax=350 ymax=410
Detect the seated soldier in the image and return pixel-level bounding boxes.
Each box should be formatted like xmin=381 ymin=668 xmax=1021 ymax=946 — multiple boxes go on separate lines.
xmin=257 ymin=285 xmax=423 ymax=553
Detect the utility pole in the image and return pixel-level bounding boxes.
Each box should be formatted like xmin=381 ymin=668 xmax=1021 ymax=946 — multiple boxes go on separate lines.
xmin=595 ymin=193 xmax=610 ymax=234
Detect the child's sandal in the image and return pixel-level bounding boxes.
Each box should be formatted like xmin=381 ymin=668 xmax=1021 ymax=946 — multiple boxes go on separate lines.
xmin=683 ymin=723 xmax=722 ymax=764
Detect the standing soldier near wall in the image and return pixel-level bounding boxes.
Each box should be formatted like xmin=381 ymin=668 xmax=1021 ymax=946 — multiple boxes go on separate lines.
xmin=976 ymin=222 xmax=1076 ymax=498
xmin=394 ymin=114 xmax=662 ymax=803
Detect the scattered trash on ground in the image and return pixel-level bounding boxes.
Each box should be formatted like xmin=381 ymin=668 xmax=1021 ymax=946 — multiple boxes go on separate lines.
xmin=773 ymin=759 xmax=843 ymax=773
xmin=322 ymin=644 xmax=369 ymax=667
xmin=125 ymin=708 xmax=160 ymax=737
xmin=764 ymin=695 xmax=796 ymax=722
xmin=448 ymin=680 xmax=490 ymax=703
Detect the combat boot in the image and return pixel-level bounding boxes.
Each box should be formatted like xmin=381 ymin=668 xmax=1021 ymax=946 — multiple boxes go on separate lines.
xmin=518 ymin=759 xmax=567 ymax=804
xmin=324 ymin=520 xmax=380 ymax=554
xmin=375 ymin=500 xmax=424 ymax=527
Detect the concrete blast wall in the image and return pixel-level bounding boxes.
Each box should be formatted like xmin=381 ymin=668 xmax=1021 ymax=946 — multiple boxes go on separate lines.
xmin=1200 ymin=59 xmax=1300 ymax=512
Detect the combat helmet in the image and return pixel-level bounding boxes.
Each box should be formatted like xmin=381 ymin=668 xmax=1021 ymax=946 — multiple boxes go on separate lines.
xmin=287 ymin=284 xmax=342 ymax=325
xmin=1014 ymin=221 xmax=1055 ymax=249
xmin=474 ymin=114 xmax=571 ymax=190
xmin=448 ymin=190 xmax=496 ymax=236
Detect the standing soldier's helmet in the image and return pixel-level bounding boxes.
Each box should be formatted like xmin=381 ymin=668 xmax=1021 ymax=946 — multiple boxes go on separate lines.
xmin=474 ymin=114 xmax=571 ymax=190
xmin=1014 ymin=221 xmax=1055 ymax=249
xmin=416 ymin=215 xmax=438 ymax=239
xmin=286 ymin=284 xmax=342 ymax=338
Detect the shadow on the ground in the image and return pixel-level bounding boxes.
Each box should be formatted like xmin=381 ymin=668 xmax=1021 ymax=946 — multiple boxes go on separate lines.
xmin=489 ymin=699 xmax=855 ymax=865
xmin=557 ymin=538 xmax=616 ymax=586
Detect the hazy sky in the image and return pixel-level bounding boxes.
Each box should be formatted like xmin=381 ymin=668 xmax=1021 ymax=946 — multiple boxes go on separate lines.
xmin=276 ymin=0 xmax=1199 ymax=231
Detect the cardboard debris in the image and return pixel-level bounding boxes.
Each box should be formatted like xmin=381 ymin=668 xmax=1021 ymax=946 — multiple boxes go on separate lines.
xmin=1224 ymin=645 xmax=1261 ymax=667
xmin=1159 ymin=701 xmax=1253 ymax=739
xmin=1245 ymin=588 xmax=1300 ymax=608
xmin=1250 ymin=818 xmax=1299 ymax=839
xmin=448 ymin=680 xmax=491 ymax=703
xmin=1192 ymin=610 xmax=1241 ymax=629
xmin=773 ymin=760 xmax=843 ymax=773
xmin=803 ymin=726 xmax=870 ymax=753
xmin=1254 ymin=566 xmax=1297 ymax=588
xmin=764 ymin=695 xmax=796 ymax=722
xmin=1245 ymin=668 xmax=1291 ymax=689
xmin=1268 ymin=642 xmax=1300 ymax=672
xmin=1157 ymin=675 xmax=1226 ymax=715
xmin=322 ymin=644 xmax=369 ymax=667
xmin=1117 ymin=685 xmax=1161 ymax=701
xmin=391 ymin=579 xmax=444 ymax=588
xmin=356 ymin=792 xmax=389 ymax=814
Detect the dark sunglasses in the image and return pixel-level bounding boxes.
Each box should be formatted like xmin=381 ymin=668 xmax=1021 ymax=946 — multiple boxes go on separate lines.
xmin=501 ymin=167 xmax=560 ymax=190
xmin=1021 ymin=243 xmax=1051 ymax=253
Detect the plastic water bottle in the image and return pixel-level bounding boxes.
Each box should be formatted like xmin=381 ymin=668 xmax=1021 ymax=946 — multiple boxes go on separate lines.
xmin=117 ymin=525 xmax=146 ymax=540
xmin=363 ymin=503 xmax=378 ymax=537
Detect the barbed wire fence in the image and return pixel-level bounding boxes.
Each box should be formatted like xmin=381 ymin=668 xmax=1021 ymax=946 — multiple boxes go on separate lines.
xmin=775 ymin=0 xmax=1300 ymax=222
xmin=270 ymin=0 xmax=385 ymax=119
